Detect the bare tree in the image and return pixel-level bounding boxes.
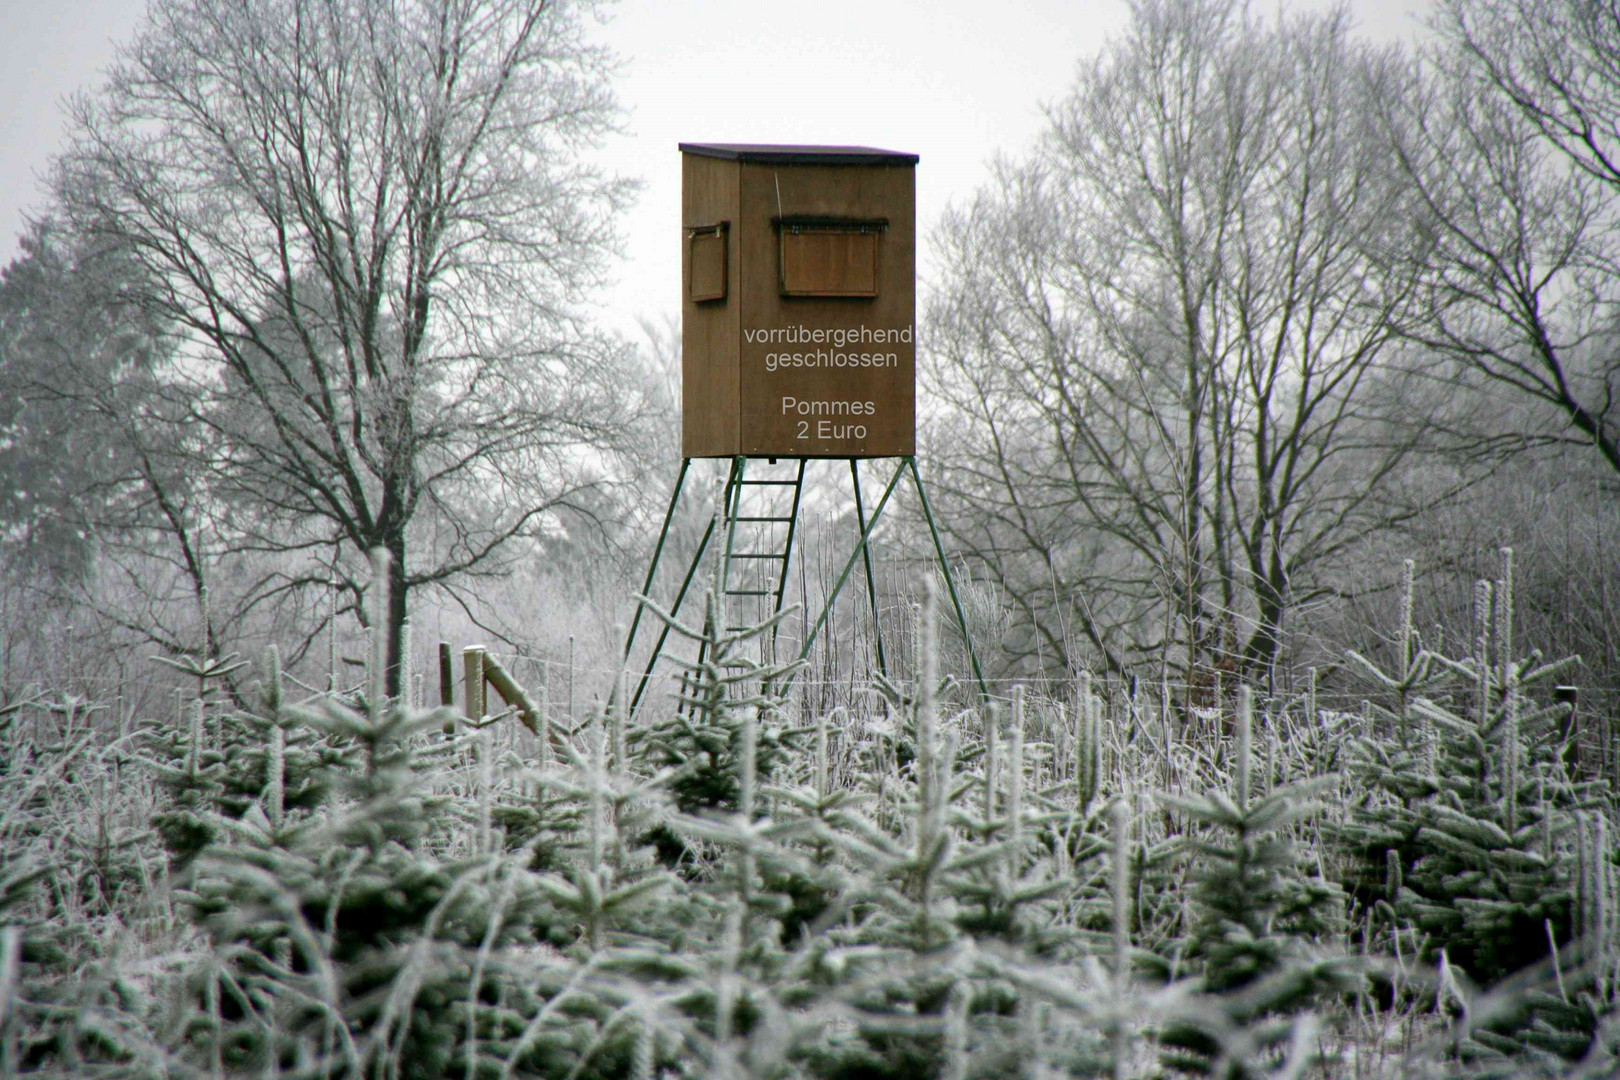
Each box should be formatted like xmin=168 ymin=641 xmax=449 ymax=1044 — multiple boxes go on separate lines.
xmin=1385 ymin=0 xmax=1620 ymax=479
xmin=924 ymin=0 xmax=1448 ymax=686
xmin=53 ymin=0 xmax=636 ymax=695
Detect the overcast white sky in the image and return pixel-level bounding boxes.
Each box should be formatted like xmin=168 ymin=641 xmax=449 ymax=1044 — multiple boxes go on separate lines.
xmin=0 ymin=0 xmax=1426 ymax=336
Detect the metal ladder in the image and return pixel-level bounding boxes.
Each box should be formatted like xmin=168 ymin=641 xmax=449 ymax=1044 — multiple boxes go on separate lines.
xmin=624 ymin=454 xmax=986 ymax=720
xmin=716 ymin=457 xmax=805 ymax=639
xmin=625 ymin=457 xmax=805 ymax=717
xmin=683 ymin=458 xmax=806 ymax=707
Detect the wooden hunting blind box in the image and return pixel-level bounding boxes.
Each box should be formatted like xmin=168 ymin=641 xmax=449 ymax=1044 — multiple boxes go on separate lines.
xmin=680 ymin=143 xmax=918 ymax=458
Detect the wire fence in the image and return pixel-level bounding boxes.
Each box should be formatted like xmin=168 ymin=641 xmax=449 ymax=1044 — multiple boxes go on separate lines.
xmin=6 ymin=613 xmax=1617 ymax=792
xmin=407 ymin=638 xmax=1620 ymax=789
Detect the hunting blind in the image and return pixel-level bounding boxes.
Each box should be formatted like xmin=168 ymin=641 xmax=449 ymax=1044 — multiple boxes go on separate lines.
xmin=622 ymin=144 xmax=985 ymax=719
xmin=680 ymin=143 xmax=917 ymax=458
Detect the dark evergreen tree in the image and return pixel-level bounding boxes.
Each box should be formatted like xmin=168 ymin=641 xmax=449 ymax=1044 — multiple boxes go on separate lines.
xmin=1339 ymin=553 xmax=1617 ymax=1070
xmin=0 ymin=221 xmax=172 ymax=581
xmin=1158 ymin=688 xmax=1354 ymax=1078
xmin=631 ymin=584 xmax=802 ymax=819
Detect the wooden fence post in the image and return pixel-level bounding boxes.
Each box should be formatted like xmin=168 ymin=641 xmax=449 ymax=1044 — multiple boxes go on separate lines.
xmin=463 ymin=646 xmax=485 ymax=724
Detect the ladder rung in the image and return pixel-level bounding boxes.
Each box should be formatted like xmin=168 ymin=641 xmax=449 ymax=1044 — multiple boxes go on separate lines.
xmin=725 ymin=589 xmax=772 ymax=596
xmin=738 ymin=479 xmax=800 ymax=486
xmin=732 ymin=553 xmax=786 ymax=559
xmin=734 ymin=516 xmax=793 ymax=523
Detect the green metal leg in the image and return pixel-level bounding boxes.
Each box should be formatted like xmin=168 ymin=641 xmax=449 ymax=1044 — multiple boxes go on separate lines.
xmin=908 ymin=456 xmax=990 ymax=703
xmin=630 ymin=455 xmax=990 ymax=715
xmin=721 ymin=455 xmax=747 ymax=613
xmin=624 ymin=458 xmax=691 ymax=662
xmin=773 ymin=458 xmax=908 ymax=699
xmin=769 ymin=458 xmax=808 ymax=656
xmin=695 ymin=457 xmax=747 ymax=687
xmin=629 ymin=461 xmax=733 ymax=717
xmin=850 ymin=459 xmax=888 ymax=677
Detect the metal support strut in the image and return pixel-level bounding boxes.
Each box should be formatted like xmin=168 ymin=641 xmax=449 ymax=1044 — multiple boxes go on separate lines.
xmin=623 ymin=455 xmax=988 ymax=718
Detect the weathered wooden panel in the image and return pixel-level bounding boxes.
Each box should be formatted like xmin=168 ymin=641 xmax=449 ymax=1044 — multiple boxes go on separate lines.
xmin=778 ymin=225 xmax=879 ymax=297
xmin=688 ymin=224 xmax=727 ymax=302
xmin=680 ymin=154 xmax=739 ymax=457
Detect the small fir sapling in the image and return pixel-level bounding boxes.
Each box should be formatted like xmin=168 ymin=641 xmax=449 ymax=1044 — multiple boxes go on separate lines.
xmin=1111 ymin=797 xmax=1134 ymax=1080
xmin=1076 ymin=680 xmax=1103 ymax=815
xmin=626 ymin=582 xmax=803 ymax=890
xmin=1158 ymin=686 xmax=1351 ymax=1078
xmin=984 ymin=700 xmax=999 ymax=829
xmin=1343 ymin=552 xmax=1601 ymax=987
xmin=1339 ymin=551 xmax=1619 ymax=1070
xmin=1575 ymin=812 xmax=1618 ymax=1002
xmin=1344 ymin=558 xmax=1445 ymax=754
xmin=142 ymin=607 xmax=253 ymax=871
xmin=629 ymin=525 xmax=804 ymax=821
xmin=145 ymin=697 xmax=223 ymax=870
xmin=530 ymin=709 xmax=673 ymax=961
xmin=1007 ymin=687 xmax=1024 ymax=857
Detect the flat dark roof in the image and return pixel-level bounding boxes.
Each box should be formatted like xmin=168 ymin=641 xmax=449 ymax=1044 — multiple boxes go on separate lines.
xmin=679 ymin=143 xmax=918 ymax=166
